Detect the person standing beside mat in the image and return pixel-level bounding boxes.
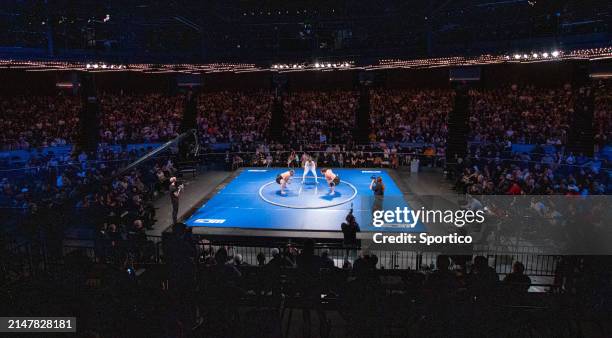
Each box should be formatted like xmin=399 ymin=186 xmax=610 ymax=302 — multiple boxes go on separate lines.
xmin=169 ymin=177 xmax=183 ymax=224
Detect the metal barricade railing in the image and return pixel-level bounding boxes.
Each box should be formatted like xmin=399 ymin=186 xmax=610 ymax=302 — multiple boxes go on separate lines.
xmin=2 ymin=236 xmax=562 ymax=294
xmin=211 ymin=150 xmax=446 ymax=171
xmin=196 ymin=240 xmax=559 ymax=277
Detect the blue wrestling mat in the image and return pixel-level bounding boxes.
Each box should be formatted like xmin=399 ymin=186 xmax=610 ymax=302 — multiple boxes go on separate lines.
xmin=185 ymin=168 xmax=426 ymax=232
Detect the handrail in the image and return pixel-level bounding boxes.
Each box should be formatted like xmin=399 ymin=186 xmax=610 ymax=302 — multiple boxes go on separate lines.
xmin=0 ymin=153 xmax=173 ymax=172
xmin=2 ymin=235 xmax=561 ymax=279
xmin=3 ymin=144 xmax=608 ymax=172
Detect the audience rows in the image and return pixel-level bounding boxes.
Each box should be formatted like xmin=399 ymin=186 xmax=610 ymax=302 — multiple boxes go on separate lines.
xmin=0 ymin=146 xmax=175 ymax=251
xmin=369 ymin=88 xmax=451 ymax=146
xmin=469 ymin=84 xmax=573 ymax=145
xmin=2 ymin=83 xmax=610 ymax=152
xmin=282 ymin=90 xmax=358 ymax=144
xmin=455 ymin=143 xmax=610 ymax=195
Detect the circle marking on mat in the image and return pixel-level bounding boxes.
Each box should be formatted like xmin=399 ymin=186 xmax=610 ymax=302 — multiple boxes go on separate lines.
xmin=258 ymin=179 xmax=358 ymax=209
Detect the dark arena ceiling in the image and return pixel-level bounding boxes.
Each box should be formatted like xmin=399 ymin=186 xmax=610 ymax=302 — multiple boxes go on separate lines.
xmin=0 ymin=0 xmax=610 ymax=65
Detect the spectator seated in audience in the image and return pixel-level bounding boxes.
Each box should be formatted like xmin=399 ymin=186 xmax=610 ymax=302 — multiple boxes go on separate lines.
xmin=503 ymin=261 xmax=532 ymax=294
xmin=467 ymin=255 xmax=499 ymax=296
xmin=425 ymin=255 xmax=460 ymax=293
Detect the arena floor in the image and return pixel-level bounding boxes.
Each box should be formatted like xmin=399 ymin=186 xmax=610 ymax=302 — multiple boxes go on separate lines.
xmin=184 ymin=168 xmax=426 ymax=233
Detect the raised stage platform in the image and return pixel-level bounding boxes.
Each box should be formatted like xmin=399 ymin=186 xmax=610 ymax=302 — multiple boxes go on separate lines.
xmin=181 ymin=167 xmax=433 ymax=237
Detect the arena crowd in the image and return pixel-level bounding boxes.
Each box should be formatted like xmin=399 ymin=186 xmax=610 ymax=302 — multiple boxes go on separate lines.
xmin=0 ymin=145 xmax=176 ymax=262
xmin=1 ymin=83 xmax=610 ymax=151
xmin=1 ymin=84 xmax=611 ymax=244
xmin=1 ymin=83 xmax=611 ymax=337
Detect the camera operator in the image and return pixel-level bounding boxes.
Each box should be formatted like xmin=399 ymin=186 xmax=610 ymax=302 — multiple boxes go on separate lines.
xmin=169 ymin=177 xmax=184 ymax=225
xmin=369 ymin=176 xmax=385 ymax=212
